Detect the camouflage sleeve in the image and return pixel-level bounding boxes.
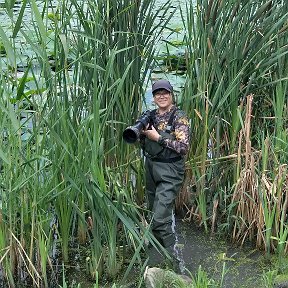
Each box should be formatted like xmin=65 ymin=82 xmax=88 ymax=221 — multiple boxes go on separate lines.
xmin=163 ymin=110 xmax=190 ymax=155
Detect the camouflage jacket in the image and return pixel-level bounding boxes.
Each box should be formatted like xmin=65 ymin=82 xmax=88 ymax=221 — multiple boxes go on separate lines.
xmin=141 ymin=105 xmax=190 ymax=155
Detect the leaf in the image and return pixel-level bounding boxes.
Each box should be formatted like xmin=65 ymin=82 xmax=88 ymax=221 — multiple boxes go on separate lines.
xmin=82 ymin=62 xmax=106 ymax=71
xmin=16 ymin=61 xmax=31 ymax=101
xmin=0 ymin=148 xmax=11 ymax=165
xmin=30 ymin=0 xmax=47 ymax=44
xmin=4 ymin=0 xmax=15 ymax=16
xmin=7 ymin=103 xmax=20 ymax=131
xmin=19 ymin=30 xmax=45 ymax=58
xmin=12 ymin=0 xmax=28 ymax=38
xmin=0 ymin=25 xmax=15 ymax=66
xmin=59 ymin=34 xmax=68 ymax=62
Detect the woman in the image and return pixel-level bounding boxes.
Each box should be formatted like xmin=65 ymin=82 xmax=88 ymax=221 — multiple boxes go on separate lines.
xmin=141 ymin=79 xmax=190 ymax=269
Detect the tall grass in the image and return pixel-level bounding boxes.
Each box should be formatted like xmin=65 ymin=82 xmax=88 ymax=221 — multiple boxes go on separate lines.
xmin=181 ymin=0 xmax=288 ymax=254
xmin=0 ymin=0 xmax=287 ymax=286
xmin=0 ymin=0 xmax=173 ymax=286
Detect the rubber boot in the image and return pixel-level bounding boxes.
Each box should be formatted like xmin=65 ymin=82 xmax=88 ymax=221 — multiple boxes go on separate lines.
xmin=165 ymin=245 xmax=181 ymax=273
xmin=145 ymin=243 xmax=167 ymax=268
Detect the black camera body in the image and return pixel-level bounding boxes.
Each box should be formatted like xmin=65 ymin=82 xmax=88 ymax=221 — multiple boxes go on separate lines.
xmin=123 ymin=110 xmax=152 ymax=143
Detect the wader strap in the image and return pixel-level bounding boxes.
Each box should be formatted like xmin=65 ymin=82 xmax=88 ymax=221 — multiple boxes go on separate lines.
xmin=165 ymin=108 xmax=177 ymax=133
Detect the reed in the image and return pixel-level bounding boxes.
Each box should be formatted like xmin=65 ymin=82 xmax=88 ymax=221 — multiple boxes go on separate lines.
xmin=37 ymin=222 xmax=52 ymax=288
xmin=181 ymin=0 xmax=288 ymax=255
xmin=190 ymin=265 xmax=216 ymax=288
xmin=1 ymin=0 xmax=288 ymax=286
xmin=0 ymin=0 xmax=174 ymax=286
xmin=262 ymin=269 xmax=277 ymax=288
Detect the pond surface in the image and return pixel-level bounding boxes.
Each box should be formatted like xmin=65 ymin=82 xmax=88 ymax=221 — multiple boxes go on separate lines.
xmin=145 ymin=0 xmax=190 ymax=109
xmin=132 ymin=216 xmax=272 ymax=288
xmin=174 ymin=219 xmax=270 ymax=288
xmin=64 ymin=217 xmax=272 ymax=288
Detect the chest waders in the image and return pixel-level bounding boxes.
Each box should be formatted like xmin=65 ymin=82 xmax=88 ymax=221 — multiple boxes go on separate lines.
xmin=144 ymin=109 xmax=185 ymax=249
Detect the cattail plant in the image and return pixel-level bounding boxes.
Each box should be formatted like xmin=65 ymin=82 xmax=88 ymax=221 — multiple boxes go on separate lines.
xmin=181 ymin=0 xmax=288 ymax=254
xmin=0 ymin=0 xmax=175 ymax=286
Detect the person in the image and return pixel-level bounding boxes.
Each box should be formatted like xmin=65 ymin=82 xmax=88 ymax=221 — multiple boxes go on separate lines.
xmin=140 ymin=79 xmax=190 ymax=270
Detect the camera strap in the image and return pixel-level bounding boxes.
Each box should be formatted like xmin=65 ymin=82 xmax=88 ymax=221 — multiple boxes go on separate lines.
xmin=150 ymin=107 xmax=177 ymax=133
xmin=165 ymin=108 xmax=177 ymax=133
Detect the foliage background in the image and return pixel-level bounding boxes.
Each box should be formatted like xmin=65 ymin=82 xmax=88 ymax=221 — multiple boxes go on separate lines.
xmin=0 ymin=0 xmax=287 ymax=287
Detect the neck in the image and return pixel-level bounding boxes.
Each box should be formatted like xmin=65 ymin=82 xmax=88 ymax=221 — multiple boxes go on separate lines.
xmin=158 ymin=104 xmax=174 ymax=114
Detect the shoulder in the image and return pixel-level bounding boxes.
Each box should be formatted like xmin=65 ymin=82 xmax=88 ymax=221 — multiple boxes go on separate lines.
xmin=175 ymin=108 xmax=189 ymax=120
xmin=175 ymin=108 xmax=188 ymax=118
xmin=174 ymin=109 xmax=190 ymax=126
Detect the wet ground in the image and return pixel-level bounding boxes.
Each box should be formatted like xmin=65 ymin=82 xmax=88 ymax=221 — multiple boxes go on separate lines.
xmin=0 ymin=224 xmax=271 ymax=288
xmin=56 ymin=216 xmax=274 ymax=288
xmin=105 ymin=217 xmax=273 ymax=288
xmin=173 ymin=218 xmax=270 ymax=288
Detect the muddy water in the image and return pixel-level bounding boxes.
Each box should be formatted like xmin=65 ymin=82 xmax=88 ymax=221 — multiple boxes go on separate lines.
xmin=174 ymin=218 xmax=270 ymax=288
xmin=140 ymin=217 xmax=271 ymax=288
xmin=58 ymin=217 xmax=272 ymax=288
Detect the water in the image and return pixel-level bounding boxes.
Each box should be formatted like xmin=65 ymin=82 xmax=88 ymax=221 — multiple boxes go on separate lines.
xmin=139 ymin=216 xmax=270 ymax=288
xmin=145 ymin=0 xmax=190 ymax=109
xmin=0 ymin=0 xmax=187 ymax=105
xmin=175 ymin=219 xmax=269 ymax=288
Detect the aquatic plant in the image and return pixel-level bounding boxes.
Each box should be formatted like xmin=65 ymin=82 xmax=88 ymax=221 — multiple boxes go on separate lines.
xmin=0 ymin=0 xmax=287 ymax=286
xmin=0 ymin=0 xmax=173 ymax=286
xmin=181 ymin=0 xmax=288 ymax=254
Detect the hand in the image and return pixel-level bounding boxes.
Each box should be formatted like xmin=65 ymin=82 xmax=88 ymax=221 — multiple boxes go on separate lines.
xmin=142 ymin=125 xmax=161 ymax=142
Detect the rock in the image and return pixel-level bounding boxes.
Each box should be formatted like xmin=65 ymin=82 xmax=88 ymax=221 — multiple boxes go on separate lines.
xmin=144 ymin=266 xmax=192 ymax=288
xmin=274 ymin=283 xmax=288 ymax=288
xmin=274 ymin=274 xmax=288 ymax=288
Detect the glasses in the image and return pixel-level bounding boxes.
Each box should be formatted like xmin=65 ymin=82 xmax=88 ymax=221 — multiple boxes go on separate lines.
xmin=153 ymin=91 xmax=171 ymax=99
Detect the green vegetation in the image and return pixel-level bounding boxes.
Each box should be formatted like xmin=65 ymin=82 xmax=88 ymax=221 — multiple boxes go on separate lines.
xmin=181 ymin=0 xmax=288 ymax=249
xmin=0 ymin=0 xmax=287 ymax=287
xmin=0 ymin=0 xmax=171 ymax=286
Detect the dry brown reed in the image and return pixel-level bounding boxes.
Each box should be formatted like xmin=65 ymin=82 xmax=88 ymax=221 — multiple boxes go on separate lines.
xmin=175 ymin=167 xmax=194 ymax=214
xmin=260 ymin=164 xmax=288 ymax=252
xmin=232 ymin=95 xmax=259 ymax=245
xmin=230 ymin=94 xmax=288 ymax=252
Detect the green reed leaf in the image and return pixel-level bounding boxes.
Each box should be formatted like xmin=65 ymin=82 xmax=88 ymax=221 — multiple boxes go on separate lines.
xmin=30 ymin=0 xmax=46 ymax=44
xmin=0 ymin=25 xmax=15 ymax=66
xmin=12 ymin=0 xmax=28 ymax=38
xmin=16 ymin=61 xmax=31 ymax=101
xmin=0 ymin=148 xmax=11 ymax=165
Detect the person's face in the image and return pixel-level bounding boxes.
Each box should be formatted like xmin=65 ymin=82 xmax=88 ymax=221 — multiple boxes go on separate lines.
xmin=153 ymin=89 xmax=173 ymax=109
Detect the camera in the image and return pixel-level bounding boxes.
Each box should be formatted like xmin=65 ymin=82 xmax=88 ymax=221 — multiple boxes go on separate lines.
xmin=123 ymin=111 xmax=152 ymax=143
